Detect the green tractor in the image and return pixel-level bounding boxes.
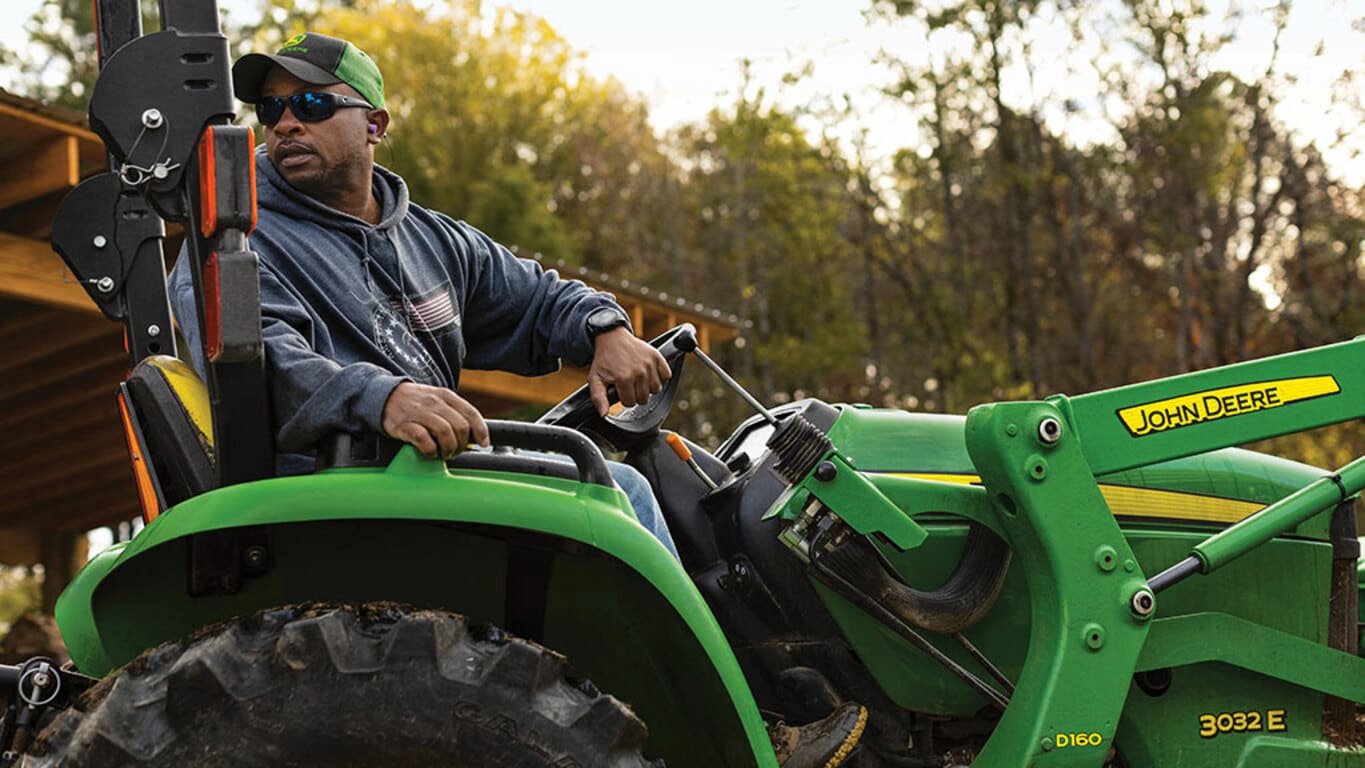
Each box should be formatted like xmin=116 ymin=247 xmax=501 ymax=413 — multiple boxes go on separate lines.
xmin=3 ymin=3 xmax=1363 ymax=766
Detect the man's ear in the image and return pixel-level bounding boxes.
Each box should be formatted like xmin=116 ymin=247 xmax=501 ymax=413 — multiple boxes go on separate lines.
xmin=367 ymin=109 xmax=391 ymax=143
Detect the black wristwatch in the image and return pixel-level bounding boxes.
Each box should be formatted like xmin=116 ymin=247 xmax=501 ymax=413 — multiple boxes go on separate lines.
xmin=586 ymin=307 xmax=631 ymax=341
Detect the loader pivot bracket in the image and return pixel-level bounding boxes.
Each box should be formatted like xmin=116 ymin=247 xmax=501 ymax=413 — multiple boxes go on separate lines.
xmin=87 ymin=28 xmax=234 ymax=213
xmin=51 ymin=173 xmax=167 ymax=326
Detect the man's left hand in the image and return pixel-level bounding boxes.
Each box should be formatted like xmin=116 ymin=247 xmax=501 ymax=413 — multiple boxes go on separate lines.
xmin=588 ymin=328 xmax=671 ymax=416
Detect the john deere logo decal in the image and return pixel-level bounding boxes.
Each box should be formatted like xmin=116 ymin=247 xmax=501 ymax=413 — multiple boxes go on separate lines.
xmin=1119 ymin=376 xmax=1340 ymax=437
xmin=283 ymin=33 xmax=307 ymax=47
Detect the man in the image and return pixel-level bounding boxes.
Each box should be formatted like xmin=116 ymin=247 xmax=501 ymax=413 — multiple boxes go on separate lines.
xmin=168 ymin=31 xmax=676 ymax=555
xmin=169 ymin=32 xmax=863 ymax=767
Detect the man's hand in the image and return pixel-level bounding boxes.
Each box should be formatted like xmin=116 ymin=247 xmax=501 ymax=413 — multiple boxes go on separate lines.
xmin=587 ymin=327 xmax=672 ymax=416
xmin=381 ymin=381 xmax=490 ymax=458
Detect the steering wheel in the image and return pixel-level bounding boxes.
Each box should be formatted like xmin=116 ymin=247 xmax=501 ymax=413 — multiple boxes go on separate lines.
xmin=537 ymin=323 xmax=697 ymax=451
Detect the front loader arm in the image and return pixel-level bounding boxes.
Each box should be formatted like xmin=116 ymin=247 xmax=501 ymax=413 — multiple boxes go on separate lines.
xmin=961 ymin=337 xmax=1365 ymax=767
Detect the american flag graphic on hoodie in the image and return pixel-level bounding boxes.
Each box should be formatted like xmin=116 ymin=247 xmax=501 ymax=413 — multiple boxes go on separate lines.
xmin=391 ymin=282 xmax=460 ymax=335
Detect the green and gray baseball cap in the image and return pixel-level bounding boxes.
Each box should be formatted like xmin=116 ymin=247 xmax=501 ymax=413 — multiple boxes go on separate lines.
xmin=232 ymin=32 xmax=385 ymax=109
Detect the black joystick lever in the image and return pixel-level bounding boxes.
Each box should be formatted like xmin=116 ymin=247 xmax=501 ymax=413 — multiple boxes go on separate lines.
xmin=677 ymin=330 xmax=779 ymax=426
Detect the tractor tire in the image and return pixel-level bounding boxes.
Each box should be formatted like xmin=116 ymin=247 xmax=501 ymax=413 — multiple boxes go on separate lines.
xmin=25 ymin=603 xmax=659 ymax=767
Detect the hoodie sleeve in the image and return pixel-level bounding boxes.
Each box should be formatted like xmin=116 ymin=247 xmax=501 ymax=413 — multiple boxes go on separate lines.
xmin=449 ymin=220 xmax=621 ymax=373
xmin=258 ymin=266 xmax=409 ymax=452
xmin=168 ymin=246 xmax=407 ymax=453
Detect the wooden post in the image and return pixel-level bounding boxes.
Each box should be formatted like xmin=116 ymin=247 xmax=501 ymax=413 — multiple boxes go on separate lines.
xmin=39 ymin=529 xmax=86 ymax=614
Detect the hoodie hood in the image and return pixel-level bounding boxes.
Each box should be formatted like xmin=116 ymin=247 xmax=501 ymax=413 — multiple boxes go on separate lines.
xmin=255 ymin=144 xmax=409 ymax=231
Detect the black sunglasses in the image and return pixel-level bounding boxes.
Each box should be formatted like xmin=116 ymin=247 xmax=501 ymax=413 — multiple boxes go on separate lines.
xmin=256 ymin=92 xmax=374 ymax=127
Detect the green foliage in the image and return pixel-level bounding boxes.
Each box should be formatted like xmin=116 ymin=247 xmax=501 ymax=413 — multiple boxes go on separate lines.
xmin=466 ymin=163 xmax=579 ymax=262
xmin=5 ymin=0 xmax=161 ymax=110
xmin=674 ymin=90 xmax=868 ymax=402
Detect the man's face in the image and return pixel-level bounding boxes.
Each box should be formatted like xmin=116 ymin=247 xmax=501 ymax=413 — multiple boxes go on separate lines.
xmin=259 ymin=67 xmax=373 ymax=199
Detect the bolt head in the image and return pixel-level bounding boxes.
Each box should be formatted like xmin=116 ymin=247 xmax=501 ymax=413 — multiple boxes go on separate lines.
xmin=1038 ymin=417 xmax=1063 ymax=444
xmin=141 ymin=108 xmax=163 ymax=128
xmin=92 ymin=235 xmax=108 ymax=249
xmin=1083 ymin=623 xmax=1106 ymax=650
xmin=814 ymin=460 xmax=838 ymax=482
xmin=242 ymin=544 xmax=268 ymax=572
xmin=147 ymin=324 xmax=161 ymax=337
xmin=1131 ymin=590 xmax=1156 ymax=618
xmin=96 ymin=277 xmax=115 ymax=293
xmin=31 ymin=672 xmax=51 ymax=688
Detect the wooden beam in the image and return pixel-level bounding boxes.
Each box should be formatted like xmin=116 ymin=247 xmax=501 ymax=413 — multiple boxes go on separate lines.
xmin=0 ymin=451 xmax=132 ymax=522
xmin=0 ymin=100 xmax=100 ymax=146
xmin=0 ymin=135 xmax=79 ymax=211
xmin=3 ymin=402 xmax=120 ymax=457
xmin=0 ymin=362 xmax=123 ymax=433
xmin=459 ymin=367 xmax=588 ymax=408
xmin=61 ymin=494 xmax=141 ymax=533
xmin=0 ymin=189 xmax=69 ymax=240
xmin=0 ymin=312 xmax=116 ymax=376
xmin=0 ymin=528 xmax=41 ymax=565
xmin=0 ymin=233 xmax=100 ymax=313
xmin=2 ymin=425 xmax=127 ymax=490
xmin=0 ymin=474 xmax=138 ymax=533
xmin=0 ymin=303 xmax=66 ymax=341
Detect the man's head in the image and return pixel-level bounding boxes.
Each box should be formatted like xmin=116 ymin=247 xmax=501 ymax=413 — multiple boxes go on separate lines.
xmin=233 ymin=33 xmax=390 ymax=207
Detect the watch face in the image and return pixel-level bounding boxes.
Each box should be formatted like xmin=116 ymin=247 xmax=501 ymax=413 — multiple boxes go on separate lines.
xmin=589 ymin=308 xmax=628 ymax=336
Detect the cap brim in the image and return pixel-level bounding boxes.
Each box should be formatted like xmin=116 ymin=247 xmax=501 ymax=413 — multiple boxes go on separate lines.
xmin=232 ymin=53 xmax=343 ymax=104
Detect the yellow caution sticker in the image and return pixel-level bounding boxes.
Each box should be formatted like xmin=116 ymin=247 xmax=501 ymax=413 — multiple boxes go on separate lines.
xmin=1118 ymin=376 xmax=1340 ymax=437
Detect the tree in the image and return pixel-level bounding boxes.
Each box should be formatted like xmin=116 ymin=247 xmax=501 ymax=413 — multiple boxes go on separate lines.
xmin=673 ymin=79 xmax=868 ymax=402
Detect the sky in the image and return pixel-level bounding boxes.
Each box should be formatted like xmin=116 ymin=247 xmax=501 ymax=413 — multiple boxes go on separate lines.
xmin=3 ymin=0 xmax=1361 ymax=183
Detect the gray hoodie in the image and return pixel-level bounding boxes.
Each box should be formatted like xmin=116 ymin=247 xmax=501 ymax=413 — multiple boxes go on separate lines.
xmin=169 ymin=147 xmax=621 ymax=472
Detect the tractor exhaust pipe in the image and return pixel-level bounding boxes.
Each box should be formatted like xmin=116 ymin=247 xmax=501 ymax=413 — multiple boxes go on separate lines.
xmin=817 ymin=522 xmax=1011 ymax=634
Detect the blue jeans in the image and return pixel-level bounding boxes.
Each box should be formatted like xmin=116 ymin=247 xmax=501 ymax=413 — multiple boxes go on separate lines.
xmin=607 ymin=460 xmax=681 ymax=561
xmin=521 ymin=451 xmax=679 ymax=561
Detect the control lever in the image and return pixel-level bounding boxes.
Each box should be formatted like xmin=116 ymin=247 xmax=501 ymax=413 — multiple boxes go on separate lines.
xmin=672 ymin=330 xmax=778 ymax=426
xmin=665 ymin=432 xmax=719 ymax=490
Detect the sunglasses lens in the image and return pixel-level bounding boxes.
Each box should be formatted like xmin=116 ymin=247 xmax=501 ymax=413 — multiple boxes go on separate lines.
xmin=292 ymin=92 xmax=336 ymax=121
xmin=256 ymin=98 xmax=286 ymax=126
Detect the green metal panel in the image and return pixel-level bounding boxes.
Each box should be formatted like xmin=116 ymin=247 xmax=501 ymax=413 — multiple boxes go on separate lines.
xmin=1062 ymin=337 xmax=1364 ymax=476
xmin=1115 ymin=664 xmax=1327 ymax=767
xmin=1235 ymin=736 xmax=1365 ymax=767
xmin=827 ymin=407 xmax=1330 ymax=535
xmin=1193 ymin=456 xmax=1365 ymax=573
xmin=964 ymin=400 xmax=1152 ymax=767
xmin=1137 ymin=613 xmax=1365 ymax=701
xmin=827 ymin=409 xmax=976 ymax=473
xmin=56 ymin=447 xmax=775 ymax=767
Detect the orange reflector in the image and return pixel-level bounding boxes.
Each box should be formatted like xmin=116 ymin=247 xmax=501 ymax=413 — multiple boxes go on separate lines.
xmin=665 ymin=432 xmax=692 ymax=462
xmin=204 ymin=251 xmax=221 ymax=361
xmin=198 ymin=126 xmax=219 ymax=238
xmin=247 ymin=140 xmax=258 ymax=234
xmin=117 ymin=390 xmax=161 ymax=524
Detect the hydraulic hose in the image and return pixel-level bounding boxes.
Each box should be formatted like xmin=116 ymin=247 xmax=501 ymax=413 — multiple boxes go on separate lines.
xmin=818 ymin=522 xmax=1011 ymax=634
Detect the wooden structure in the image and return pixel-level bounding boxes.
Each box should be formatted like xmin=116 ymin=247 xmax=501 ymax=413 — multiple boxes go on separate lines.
xmin=0 ymin=89 xmax=743 ymax=601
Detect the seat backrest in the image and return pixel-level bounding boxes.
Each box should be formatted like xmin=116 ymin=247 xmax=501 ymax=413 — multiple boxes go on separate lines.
xmin=120 ymin=355 xmax=217 ymax=515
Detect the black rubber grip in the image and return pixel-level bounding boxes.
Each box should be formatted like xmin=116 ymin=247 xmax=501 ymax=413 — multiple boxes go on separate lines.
xmin=480 ymin=420 xmax=614 ymax=487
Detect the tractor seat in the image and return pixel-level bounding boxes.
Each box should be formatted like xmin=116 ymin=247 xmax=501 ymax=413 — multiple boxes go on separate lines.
xmin=119 ymin=355 xmax=217 ymax=514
